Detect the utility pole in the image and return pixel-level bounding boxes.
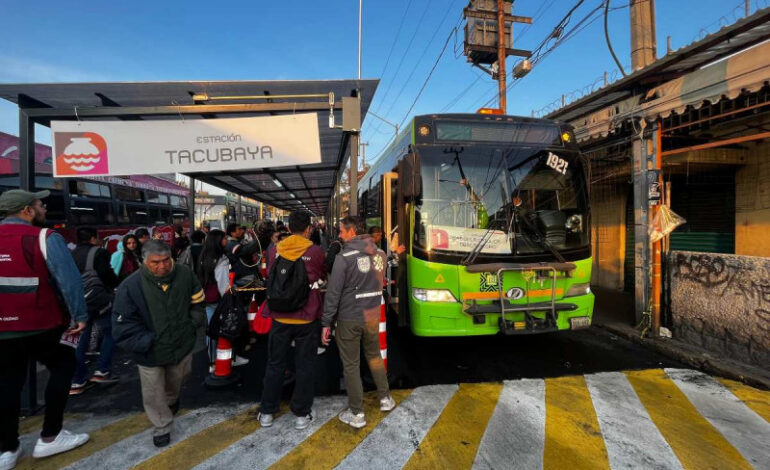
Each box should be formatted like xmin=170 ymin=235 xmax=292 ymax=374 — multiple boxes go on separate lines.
xmin=630 ymin=0 xmax=657 ymax=71
xmin=629 ymin=0 xmax=660 ymax=333
xmin=463 ymin=0 xmax=532 ymax=113
xmin=360 ymin=141 xmax=369 ymax=169
xmin=496 ymin=0 xmax=507 ymax=112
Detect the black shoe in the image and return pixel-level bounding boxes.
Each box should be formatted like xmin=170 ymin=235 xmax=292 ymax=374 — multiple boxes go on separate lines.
xmin=153 ymin=433 xmax=170 ymax=447
xmin=170 ymin=401 xmax=180 ymax=416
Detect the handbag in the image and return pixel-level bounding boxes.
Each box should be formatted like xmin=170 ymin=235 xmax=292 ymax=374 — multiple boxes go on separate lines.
xmin=251 ymin=300 xmax=272 ymax=335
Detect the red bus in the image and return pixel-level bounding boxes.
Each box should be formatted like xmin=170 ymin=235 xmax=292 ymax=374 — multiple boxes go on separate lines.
xmin=0 ymin=132 xmax=190 ymax=250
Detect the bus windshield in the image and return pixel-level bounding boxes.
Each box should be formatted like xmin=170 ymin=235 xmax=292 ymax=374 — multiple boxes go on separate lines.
xmin=415 ymin=145 xmax=589 ymax=256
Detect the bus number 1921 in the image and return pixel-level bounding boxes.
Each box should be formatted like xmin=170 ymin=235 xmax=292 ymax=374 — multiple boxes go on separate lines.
xmin=546 ymin=152 xmax=569 ymax=175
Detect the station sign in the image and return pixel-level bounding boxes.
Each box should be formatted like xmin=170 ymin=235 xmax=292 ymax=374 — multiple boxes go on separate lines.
xmin=50 ymin=113 xmax=321 ymax=177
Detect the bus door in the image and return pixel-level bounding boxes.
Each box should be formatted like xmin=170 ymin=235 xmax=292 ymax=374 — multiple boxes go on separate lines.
xmin=382 ymin=171 xmax=409 ymax=325
xmin=382 ymin=172 xmax=398 ymax=296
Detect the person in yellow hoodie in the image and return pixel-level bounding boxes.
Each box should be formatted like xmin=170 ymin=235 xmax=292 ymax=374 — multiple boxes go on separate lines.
xmin=257 ymin=211 xmax=326 ymax=431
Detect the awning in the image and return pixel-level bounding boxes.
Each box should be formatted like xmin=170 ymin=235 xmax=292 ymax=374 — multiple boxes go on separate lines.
xmin=546 ymin=7 xmax=770 ymax=142
xmin=0 ymin=79 xmax=379 ymax=215
xmin=571 ymin=40 xmax=770 ymax=141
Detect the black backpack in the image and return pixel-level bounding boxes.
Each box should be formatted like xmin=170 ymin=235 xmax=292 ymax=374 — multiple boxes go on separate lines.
xmin=266 ymin=255 xmax=310 ymax=312
xmin=82 ymin=247 xmax=113 ymax=317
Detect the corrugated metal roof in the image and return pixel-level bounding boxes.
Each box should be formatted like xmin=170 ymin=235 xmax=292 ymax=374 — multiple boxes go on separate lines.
xmin=0 ymin=79 xmax=378 ymax=215
xmin=546 ymin=7 xmax=770 ymax=124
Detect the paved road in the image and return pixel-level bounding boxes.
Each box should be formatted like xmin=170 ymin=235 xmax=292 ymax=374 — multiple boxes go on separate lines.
xmin=14 ymin=368 xmax=770 ymax=469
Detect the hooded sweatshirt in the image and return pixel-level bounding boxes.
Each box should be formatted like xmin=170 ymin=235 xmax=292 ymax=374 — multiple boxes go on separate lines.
xmin=264 ymin=234 xmax=326 ymax=324
xmin=322 ymin=234 xmax=387 ymax=326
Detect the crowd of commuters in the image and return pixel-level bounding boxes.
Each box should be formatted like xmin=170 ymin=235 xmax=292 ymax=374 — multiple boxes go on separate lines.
xmin=0 ymin=188 xmax=400 ymax=469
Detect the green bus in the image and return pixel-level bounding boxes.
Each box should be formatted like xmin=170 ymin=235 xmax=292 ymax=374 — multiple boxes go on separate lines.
xmin=358 ymin=113 xmax=594 ymax=337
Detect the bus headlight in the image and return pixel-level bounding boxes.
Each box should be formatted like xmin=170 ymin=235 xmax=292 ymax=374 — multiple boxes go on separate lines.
xmin=413 ymin=288 xmax=457 ymax=302
xmin=565 ymin=283 xmax=591 ymax=297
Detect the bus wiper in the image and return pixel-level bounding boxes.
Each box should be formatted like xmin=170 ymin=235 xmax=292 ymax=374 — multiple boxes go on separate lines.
xmin=461 ymin=217 xmax=503 ymax=266
xmin=514 ymin=207 xmax=567 ymax=264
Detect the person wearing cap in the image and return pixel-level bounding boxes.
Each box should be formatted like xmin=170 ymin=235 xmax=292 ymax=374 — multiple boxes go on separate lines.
xmin=0 ymin=189 xmax=91 ymax=469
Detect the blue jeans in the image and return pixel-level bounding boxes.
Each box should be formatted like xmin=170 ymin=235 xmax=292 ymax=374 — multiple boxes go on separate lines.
xmin=73 ymin=314 xmax=114 ymax=384
xmin=206 ymin=304 xmax=218 ymax=363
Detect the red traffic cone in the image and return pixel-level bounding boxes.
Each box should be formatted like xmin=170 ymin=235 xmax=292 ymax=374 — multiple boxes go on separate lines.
xmin=206 ymin=272 xmax=241 ymax=389
xmin=205 ymin=337 xmax=241 ymax=389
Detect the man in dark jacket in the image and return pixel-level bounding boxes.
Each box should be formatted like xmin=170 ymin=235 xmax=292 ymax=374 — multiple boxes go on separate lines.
xmin=258 ymin=211 xmax=326 ymax=431
xmin=322 ymin=216 xmax=394 ymax=429
xmin=225 ymin=222 xmax=260 ymax=287
xmin=112 ymin=240 xmax=206 ymax=448
xmin=70 ymin=227 xmax=121 ymax=394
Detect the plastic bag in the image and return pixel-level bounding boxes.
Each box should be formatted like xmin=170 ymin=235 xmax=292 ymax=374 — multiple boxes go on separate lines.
xmin=649 ymin=205 xmax=686 ymax=243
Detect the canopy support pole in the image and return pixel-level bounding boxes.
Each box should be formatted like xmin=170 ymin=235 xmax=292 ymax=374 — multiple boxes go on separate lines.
xmin=19 ymin=110 xmax=35 ymax=191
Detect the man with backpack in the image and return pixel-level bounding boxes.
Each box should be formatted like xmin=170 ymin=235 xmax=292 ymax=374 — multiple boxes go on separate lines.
xmin=258 ymin=211 xmax=326 ymax=431
xmin=322 ymin=216 xmax=395 ymax=428
xmin=70 ymin=227 xmax=120 ymax=395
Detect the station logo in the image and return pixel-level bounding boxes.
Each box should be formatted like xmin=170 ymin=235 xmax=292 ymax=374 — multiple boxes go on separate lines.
xmin=54 ymin=132 xmax=109 ymax=175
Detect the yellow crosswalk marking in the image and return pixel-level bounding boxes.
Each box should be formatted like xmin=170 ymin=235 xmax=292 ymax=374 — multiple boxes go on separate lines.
xmin=270 ymin=389 xmax=412 ymax=470
xmin=717 ymin=378 xmax=770 ymax=423
xmin=18 ymin=414 xmax=46 ymax=436
xmin=16 ymin=413 xmax=151 ymax=470
xmin=19 ymin=413 xmax=83 ymax=436
xmin=403 ymin=383 xmax=502 ymax=470
xmin=133 ymin=406 xmax=267 ymax=470
xmin=626 ymin=369 xmax=752 ymax=470
xmin=543 ymin=375 xmax=610 ymax=470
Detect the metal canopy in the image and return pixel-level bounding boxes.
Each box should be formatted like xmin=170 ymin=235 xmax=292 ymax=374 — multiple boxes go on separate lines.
xmin=0 ymin=79 xmax=378 ymax=216
xmin=546 ymin=7 xmax=770 ymax=123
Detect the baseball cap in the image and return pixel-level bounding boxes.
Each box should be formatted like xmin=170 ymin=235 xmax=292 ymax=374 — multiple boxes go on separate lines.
xmin=0 ymin=189 xmax=51 ymax=215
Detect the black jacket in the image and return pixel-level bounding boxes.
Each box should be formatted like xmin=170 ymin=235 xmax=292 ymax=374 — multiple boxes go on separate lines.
xmin=72 ymin=243 xmax=120 ymax=291
xmin=112 ymin=265 xmax=206 ymax=367
xmin=325 ymin=239 xmax=344 ymax=274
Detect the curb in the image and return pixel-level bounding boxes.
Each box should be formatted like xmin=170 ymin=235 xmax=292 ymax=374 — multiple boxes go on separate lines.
xmin=593 ymin=322 xmax=770 ymax=390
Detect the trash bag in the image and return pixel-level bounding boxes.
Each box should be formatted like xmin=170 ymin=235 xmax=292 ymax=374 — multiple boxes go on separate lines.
xmin=207 ymin=291 xmax=249 ymax=341
xmin=649 ymin=205 xmax=686 ymax=243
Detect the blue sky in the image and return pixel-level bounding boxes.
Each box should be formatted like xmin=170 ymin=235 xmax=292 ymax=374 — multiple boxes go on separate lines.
xmin=0 ymin=0 xmax=758 ymax=166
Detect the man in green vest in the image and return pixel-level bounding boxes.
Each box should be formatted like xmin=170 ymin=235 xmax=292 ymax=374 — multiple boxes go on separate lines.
xmin=112 ymin=240 xmax=206 ymax=447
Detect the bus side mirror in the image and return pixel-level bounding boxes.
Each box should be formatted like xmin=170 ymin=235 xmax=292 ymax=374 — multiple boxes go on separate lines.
xmin=400 ymin=153 xmax=421 ymax=198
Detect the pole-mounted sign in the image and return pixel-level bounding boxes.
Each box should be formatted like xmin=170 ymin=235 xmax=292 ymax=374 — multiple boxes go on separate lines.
xmin=51 ymin=113 xmax=321 ymax=177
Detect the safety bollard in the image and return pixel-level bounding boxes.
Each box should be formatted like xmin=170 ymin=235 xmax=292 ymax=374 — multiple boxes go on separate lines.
xmin=205 ymin=336 xmax=241 ymax=389
xmin=379 ymin=296 xmax=387 ymax=371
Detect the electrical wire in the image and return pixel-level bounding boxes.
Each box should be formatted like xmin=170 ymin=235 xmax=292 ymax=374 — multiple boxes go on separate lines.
xmin=398 ymin=26 xmax=456 ymax=129
xmin=604 ymin=0 xmax=627 ymax=77
xmin=364 ymin=0 xmax=435 ymax=133
xmin=376 ymin=0 xmax=415 ymax=81
xmin=379 ymin=5 xmax=461 ymax=122
xmin=472 ymin=0 xmax=607 ymax=110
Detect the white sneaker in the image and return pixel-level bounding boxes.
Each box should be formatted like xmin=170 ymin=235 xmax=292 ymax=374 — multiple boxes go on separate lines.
xmin=295 ymin=413 xmax=313 ymax=430
xmin=232 ymin=355 xmax=250 ymax=367
xmin=32 ymin=429 xmax=89 ymax=458
xmin=0 ymin=447 xmax=21 ymax=470
xmin=380 ymin=396 xmax=396 ymax=412
xmin=338 ymin=409 xmax=366 ymax=429
xmin=257 ymin=412 xmax=274 ymax=427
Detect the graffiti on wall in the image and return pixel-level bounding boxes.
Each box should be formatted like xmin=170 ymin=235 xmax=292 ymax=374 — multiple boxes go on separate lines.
xmin=672 ymin=252 xmax=770 ymax=332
